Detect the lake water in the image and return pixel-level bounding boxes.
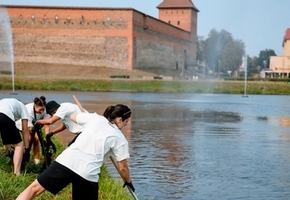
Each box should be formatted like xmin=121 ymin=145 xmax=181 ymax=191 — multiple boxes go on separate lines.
xmin=1 ymin=91 xmax=290 ymax=200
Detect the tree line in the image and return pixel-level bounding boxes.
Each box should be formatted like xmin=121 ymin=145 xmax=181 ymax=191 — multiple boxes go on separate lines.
xmin=197 ymin=29 xmax=277 ymax=77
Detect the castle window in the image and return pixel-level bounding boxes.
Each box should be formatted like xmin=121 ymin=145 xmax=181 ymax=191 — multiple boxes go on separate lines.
xmin=177 ymin=21 xmax=180 ymax=25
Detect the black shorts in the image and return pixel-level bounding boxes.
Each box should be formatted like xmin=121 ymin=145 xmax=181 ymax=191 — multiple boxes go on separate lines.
xmin=38 ymin=161 xmax=98 ymax=200
xmin=0 ymin=113 xmax=22 ymax=145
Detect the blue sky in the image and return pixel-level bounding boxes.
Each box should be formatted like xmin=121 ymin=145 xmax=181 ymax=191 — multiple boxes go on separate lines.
xmin=1 ymin=0 xmax=290 ymax=57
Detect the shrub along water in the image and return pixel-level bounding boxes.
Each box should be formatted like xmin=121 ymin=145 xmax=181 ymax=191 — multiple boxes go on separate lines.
xmin=1 ymin=77 xmax=290 ymax=94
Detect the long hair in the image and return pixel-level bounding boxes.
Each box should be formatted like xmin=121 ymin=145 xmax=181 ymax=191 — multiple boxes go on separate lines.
xmin=34 ymin=96 xmax=46 ymax=106
xmin=103 ymin=104 xmax=131 ymax=121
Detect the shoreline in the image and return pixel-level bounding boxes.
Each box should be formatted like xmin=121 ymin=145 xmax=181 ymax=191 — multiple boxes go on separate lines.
xmin=1 ymin=76 xmax=290 ymax=95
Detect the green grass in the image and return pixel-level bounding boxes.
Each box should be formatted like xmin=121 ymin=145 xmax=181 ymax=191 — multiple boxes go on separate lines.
xmin=0 ymin=134 xmax=139 ymax=200
xmin=1 ymin=77 xmax=290 ymax=94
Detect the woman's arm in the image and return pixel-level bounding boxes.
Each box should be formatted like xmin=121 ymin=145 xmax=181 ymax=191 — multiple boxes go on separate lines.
xmin=21 ymin=119 xmax=30 ymax=149
xmin=36 ymin=116 xmax=60 ymax=125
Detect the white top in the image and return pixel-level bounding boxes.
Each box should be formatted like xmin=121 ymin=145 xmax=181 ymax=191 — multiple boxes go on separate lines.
xmin=53 ymin=103 xmax=84 ymax=134
xmin=56 ymin=112 xmax=130 ymax=182
xmin=16 ymin=103 xmax=50 ymax=129
xmin=0 ymin=98 xmax=28 ymax=121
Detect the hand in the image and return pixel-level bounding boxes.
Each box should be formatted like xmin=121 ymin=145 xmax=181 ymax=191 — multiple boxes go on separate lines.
xmin=123 ymin=181 xmax=135 ymax=192
xmin=46 ymin=132 xmax=54 ymax=141
xmin=33 ymin=124 xmax=42 ymax=132
xmin=23 ymin=148 xmax=30 ymax=163
xmin=32 ymin=118 xmax=37 ymax=125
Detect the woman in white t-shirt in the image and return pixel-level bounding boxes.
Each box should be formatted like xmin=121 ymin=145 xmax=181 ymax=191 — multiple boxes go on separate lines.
xmin=16 ymin=96 xmax=50 ymax=165
xmin=16 ymin=104 xmax=135 ymax=200
xmin=35 ymin=100 xmax=84 ymax=146
xmin=0 ymin=98 xmax=30 ymax=176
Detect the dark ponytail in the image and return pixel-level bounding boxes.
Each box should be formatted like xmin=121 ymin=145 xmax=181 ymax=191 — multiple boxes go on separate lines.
xmin=34 ymin=96 xmax=46 ymax=106
xmin=103 ymin=104 xmax=131 ymax=121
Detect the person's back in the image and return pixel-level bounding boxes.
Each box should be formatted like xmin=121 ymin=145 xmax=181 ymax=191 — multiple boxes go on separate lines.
xmin=0 ymin=98 xmax=27 ymax=121
xmin=54 ymin=102 xmax=83 ymax=134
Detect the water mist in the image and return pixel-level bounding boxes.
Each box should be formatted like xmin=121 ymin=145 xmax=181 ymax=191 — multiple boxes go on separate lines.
xmin=0 ymin=7 xmax=15 ymax=94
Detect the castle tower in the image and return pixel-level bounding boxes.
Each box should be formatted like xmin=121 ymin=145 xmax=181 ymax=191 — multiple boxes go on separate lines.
xmin=157 ymin=0 xmax=199 ymax=36
xmin=157 ymin=0 xmax=199 ymax=67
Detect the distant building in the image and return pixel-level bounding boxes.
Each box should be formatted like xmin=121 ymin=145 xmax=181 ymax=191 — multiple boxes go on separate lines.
xmin=5 ymin=0 xmax=199 ymax=73
xmin=269 ymin=28 xmax=290 ymax=78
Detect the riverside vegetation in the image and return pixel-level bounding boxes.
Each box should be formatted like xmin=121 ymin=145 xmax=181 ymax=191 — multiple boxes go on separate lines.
xmin=1 ymin=77 xmax=290 ymax=94
xmin=1 ymin=63 xmax=290 ymax=94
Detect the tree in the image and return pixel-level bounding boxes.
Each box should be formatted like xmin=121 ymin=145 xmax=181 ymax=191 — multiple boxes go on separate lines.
xmin=247 ymin=56 xmax=260 ymax=74
xmin=256 ymin=49 xmax=276 ymax=69
xmin=220 ymin=39 xmax=244 ymax=75
xmin=196 ymin=36 xmax=206 ymax=64
xmin=203 ymin=29 xmax=244 ymax=76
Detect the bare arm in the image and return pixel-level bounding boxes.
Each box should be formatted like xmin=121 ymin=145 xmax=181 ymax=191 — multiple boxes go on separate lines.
xmin=49 ymin=123 xmax=66 ymax=135
xmin=21 ymin=119 xmax=30 ymax=149
xmin=36 ymin=116 xmax=61 ymax=125
xmin=117 ymin=159 xmax=132 ymax=183
xmin=43 ymin=124 xmax=50 ymax=134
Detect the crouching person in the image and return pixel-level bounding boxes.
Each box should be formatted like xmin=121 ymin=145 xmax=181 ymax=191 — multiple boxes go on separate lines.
xmin=16 ymin=104 xmax=135 ymax=200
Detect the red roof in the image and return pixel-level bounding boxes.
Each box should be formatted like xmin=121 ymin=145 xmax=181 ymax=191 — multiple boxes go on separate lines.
xmin=157 ymin=0 xmax=199 ymax=11
xmin=283 ymin=28 xmax=290 ymax=47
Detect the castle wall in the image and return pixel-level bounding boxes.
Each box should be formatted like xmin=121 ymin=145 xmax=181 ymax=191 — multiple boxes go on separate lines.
xmin=132 ymin=11 xmax=195 ymax=70
xmin=6 ymin=6 xmax=197 ymax=70
xmin=8 ymin=7 xmax=133 ymax=69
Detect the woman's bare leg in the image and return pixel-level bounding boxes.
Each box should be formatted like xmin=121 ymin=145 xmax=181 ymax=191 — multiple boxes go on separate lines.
xmin=16 ymin=179 xmax=46 ymax=200
xmin=13 ymin=142 xmax=23 ymax=176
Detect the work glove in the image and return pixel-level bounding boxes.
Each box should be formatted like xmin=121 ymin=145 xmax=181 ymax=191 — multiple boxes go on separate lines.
xmin=23 ymin=148 xmax=30 ymax=163
xmin=32 ymin=119 xmax=43 ymax=132
xmin=32 ymin=118 xmax=37 ymax=125
xmin=123 ymin=181 xmax=135 ymax=192
xmin=46 ymin=132 xmax=54 ymax=141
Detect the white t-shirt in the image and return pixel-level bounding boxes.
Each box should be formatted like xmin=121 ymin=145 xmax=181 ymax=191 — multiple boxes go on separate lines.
xmin=56 ymin=112 xmax=130 ymax=182
xmin=53 ymin=103 xmax=84 ymax=134
xmin=0 ymin=98 xmax=28 ymax=121
xmin=16 ymin=102 xmax=50 ymax=129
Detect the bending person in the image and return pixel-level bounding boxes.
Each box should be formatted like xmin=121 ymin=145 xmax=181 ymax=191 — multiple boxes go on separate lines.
xmin=16 ymin=96 xmax=50 ymax=165
xmin=34 ymin=100 xmax=84 ymax=146
xmin=16 ymin=104 xmax=135 ymax=200
xmin=0 ymin=98 xmax=30 ymax=176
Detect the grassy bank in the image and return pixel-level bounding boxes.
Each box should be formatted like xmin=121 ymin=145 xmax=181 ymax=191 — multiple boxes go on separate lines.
xmin=0 ymin=138 xmax=135 ymax=200
xmin=1 ymin=77 xmax=290 ymax=94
